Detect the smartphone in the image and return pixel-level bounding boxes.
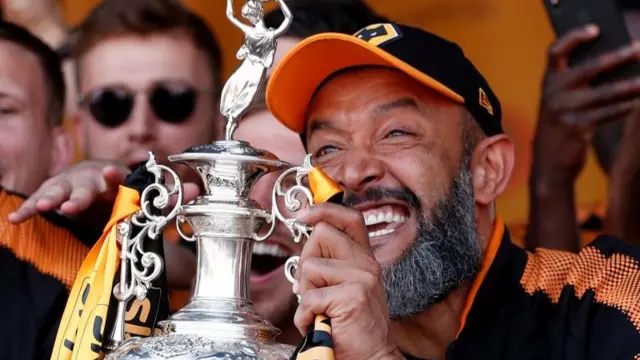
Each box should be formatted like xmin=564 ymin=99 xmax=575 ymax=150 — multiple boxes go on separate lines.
xmin=543 ymin=0 xmax=640 ymax=85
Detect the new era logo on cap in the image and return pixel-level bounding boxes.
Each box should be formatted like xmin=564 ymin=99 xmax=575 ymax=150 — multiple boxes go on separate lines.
xmin=479 ymin=88 xmax=494 ymax=116
xmin=354 ymin=23 xmax=403 ymax=47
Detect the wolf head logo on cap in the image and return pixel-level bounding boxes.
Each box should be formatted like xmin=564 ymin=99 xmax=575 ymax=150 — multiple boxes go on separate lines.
xmin=354 ymin=23 xmax=403 ymax=47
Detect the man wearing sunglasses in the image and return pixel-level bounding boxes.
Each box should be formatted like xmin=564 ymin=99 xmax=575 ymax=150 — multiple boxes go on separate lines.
xmin=8 ymin=0 xmax=223 ymax=307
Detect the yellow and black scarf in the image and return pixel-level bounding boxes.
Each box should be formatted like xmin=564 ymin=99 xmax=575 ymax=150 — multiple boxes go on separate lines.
xmin=50 ymin=163 xmax=170 ymax=360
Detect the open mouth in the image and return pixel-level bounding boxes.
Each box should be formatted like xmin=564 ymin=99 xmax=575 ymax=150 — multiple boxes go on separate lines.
xmin=362 ymin=204 xmax=409 ymax=238
xmin=251 ymin=242 xmax=292 ymax=277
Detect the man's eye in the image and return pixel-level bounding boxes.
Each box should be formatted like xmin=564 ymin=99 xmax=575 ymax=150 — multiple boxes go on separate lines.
xmin=315 ymin=145 xmax=339 ymax=158
xmin=385 ymin=129 xmax=411 ymax=138
xmin=0 ymin=107 xmax=17 ymax=115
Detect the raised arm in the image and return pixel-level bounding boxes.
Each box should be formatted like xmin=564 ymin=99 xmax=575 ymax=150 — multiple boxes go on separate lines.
xmin=226 ymin=0 xmax=251 ymax=33
xmin=273 ymin=0 xmax=293 ymax=38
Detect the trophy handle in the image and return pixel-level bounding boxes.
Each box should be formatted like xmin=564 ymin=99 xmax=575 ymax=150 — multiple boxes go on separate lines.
xmin=266 ymin=154 xmax=343 ymax=291
xmin=254 ymin=155 xmax=315 ymax=243
xmin=105 ymin=152 xmax=185 ymax=351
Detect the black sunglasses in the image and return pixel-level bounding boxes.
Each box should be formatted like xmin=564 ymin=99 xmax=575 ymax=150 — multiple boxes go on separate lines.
xmin=79 ymin=83 xmax=200 ymax=128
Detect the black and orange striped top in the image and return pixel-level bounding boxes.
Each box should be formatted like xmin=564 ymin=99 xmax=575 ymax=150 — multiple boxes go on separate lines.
xmin=404 ymin=217 xmax=640 ymax=359
xmin=0 ymin=187 xmax=92 ymax=360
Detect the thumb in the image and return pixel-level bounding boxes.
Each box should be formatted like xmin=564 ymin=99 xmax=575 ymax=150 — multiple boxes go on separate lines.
xmin=168 ymin=182 xmax=201 ymax=209
xmin=102 ymin=165 xmax=129 ymax=188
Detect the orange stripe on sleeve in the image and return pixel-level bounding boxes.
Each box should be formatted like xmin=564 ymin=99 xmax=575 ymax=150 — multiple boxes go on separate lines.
xmin=520 ymin=246 xmax=640 ymax=331
xmin=0 ymin=191 xmax=89 ymax=289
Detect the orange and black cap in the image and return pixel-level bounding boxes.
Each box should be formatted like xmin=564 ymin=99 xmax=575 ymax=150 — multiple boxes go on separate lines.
xmin=266 ymin=23 xmax=503 ymax=139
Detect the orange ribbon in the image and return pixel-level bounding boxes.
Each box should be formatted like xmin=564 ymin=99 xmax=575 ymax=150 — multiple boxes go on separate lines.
xmin=51 ymin=186 xmax=140 ymax=360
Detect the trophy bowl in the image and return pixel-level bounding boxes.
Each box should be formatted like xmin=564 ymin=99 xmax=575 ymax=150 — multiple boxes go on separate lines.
xmin=105 ymin=140 xmax=297 ymax=360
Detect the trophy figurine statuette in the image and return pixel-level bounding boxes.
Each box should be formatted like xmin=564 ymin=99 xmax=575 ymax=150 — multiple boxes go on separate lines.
xmin=102 ymin=0 xmax=337 ymax=359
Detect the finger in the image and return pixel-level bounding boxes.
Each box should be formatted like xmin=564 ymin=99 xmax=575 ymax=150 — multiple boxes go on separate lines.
xmin=102 ymin=165 xmax=129 ymax=188
xmin=569 ymin=42 xmax=640 ymax=84
xmin=569 ymin=77 xmax=640 ymax=109
xmin=182 ymin=183 xmax=200 ymax=204
xmin=548 ymin=24 xmax=599 ymax=71
xmin=298 ymin=202 xmax=369 ymax=249
xmin=297 ymin=257 xmax=380 ymax=295
xmin=294 ymin=282 xmax=375 ymax=335
xmin=561 ymin=99 xmax=639 ymax=128
xmin=167 ymin=182 xmax=201 ymax=209
xmin=60 ymin=185 xmax=101 ymax=215
xmin=294 ymin=285 xmax=338 ymax=335
xmin=7 ymin=182 xmax=72 ymax=223
xmin=299 ymin=221 xmax=362 ymax=262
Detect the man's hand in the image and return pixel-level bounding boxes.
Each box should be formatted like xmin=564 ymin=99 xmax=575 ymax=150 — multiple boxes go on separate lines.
xmin=535 ymin=24 xmax=640 ymax=183
xmin=294 ymin=203 xmax=403 ymax=360
xmin=8 ymin=160 xmax=131 ymax=224
xmin=527 ymin=24 xmax=640 ymax=252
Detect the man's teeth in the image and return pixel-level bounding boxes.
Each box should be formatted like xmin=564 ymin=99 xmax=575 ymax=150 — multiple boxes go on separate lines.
xmin=369 ymin=228 xmax=396 ymax=238
xmin=253 ymin=243 xmax=290 ymax=258
xmin=364 ymin=212 xmax=408 ymax=226
xmin=363 ymin=208 xmax=408 ymax=238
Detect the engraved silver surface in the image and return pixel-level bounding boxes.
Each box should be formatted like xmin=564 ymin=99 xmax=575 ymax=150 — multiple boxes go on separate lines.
xmin=105 ymin=1 xmax=298 ymax=359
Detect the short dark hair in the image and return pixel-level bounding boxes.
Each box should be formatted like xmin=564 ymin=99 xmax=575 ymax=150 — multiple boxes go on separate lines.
xmin=247 ymin=0 xmax=388 ymax=114
xmin=0 ymin=21 xmax=65 ymax=127
xmin=67 ymin=0 xmax=223 ymax=99
xmin=619 ymin=0 xmax=640 ymax=10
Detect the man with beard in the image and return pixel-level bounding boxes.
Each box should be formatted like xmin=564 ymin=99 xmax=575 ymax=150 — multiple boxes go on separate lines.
xmin=265 ymin=22 xmax=640 ymax=359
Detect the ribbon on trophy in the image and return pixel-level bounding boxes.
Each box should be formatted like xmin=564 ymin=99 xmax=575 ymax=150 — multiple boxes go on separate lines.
xmin=50 ymin=161 xmax=170 ymax=360
xmin=276 ymin=158 xmax=342 ymax=360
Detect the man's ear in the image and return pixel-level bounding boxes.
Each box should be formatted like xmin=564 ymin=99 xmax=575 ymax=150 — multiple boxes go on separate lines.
xmin=49 ymin=126 xmax=74 ymax=176
xmin=470 ymin=134 xmax=515 ymax=205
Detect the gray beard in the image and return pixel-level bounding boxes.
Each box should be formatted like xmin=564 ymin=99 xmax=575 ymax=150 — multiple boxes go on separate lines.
xmin=382 ymin=160 xmax=482 ymax=319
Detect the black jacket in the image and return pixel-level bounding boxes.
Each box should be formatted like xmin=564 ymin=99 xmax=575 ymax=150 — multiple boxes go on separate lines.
xmin=0 ymin=188 xmax=94 ymax=360
xmin=406 ymin=219 xmax=640 ymax=359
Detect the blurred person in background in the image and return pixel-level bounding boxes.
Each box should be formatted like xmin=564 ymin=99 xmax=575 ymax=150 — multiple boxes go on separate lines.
xmin=523 ymin=0 xmax=640 ymax=252
xmin=7 ymin=0 xmax=224 ymax=310
xmin=234 ymin=0 xmax=390 ymax=345
xmin=1 ymin=0 xmax=78 ymax=118
xmin=0 ymin=21 xmax=87 ymax=360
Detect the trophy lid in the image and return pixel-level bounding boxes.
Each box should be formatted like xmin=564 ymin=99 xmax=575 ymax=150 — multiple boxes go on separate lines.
xmin=169 ymin=140 xmax=290 ymax=168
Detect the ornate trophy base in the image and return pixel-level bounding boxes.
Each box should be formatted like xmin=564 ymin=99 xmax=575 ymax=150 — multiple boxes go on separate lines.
xmin=106 ymin=334 xmax=293 ymax=360
xmin=105 ymin=141 xmax=296 ymax=360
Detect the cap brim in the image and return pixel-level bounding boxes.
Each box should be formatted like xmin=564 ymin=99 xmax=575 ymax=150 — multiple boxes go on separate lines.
xmin=266 ymin=33 xmax=464 ymax=134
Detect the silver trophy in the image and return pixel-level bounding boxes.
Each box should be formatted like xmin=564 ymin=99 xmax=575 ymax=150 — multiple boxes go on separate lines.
xmin=103 ymin=1 xmax=318 ymax=359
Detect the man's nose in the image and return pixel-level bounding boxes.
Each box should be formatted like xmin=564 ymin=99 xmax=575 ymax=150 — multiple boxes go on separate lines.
xmin=126 ymin=98 xmax=156 ymax=143
xmin=336 ymin=149 xmax=386 ymax=193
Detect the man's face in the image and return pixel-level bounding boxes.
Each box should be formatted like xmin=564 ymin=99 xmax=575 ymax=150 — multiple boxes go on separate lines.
xmin=76 ymin=31 xmax=218 ymax=179
xmin=234 ymin=108 xmax=306 ymax=329
xmin=0 ymin=41 xmax=69 ymax=195
xmin=305 ymin=68 xmax=482 ymax=318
